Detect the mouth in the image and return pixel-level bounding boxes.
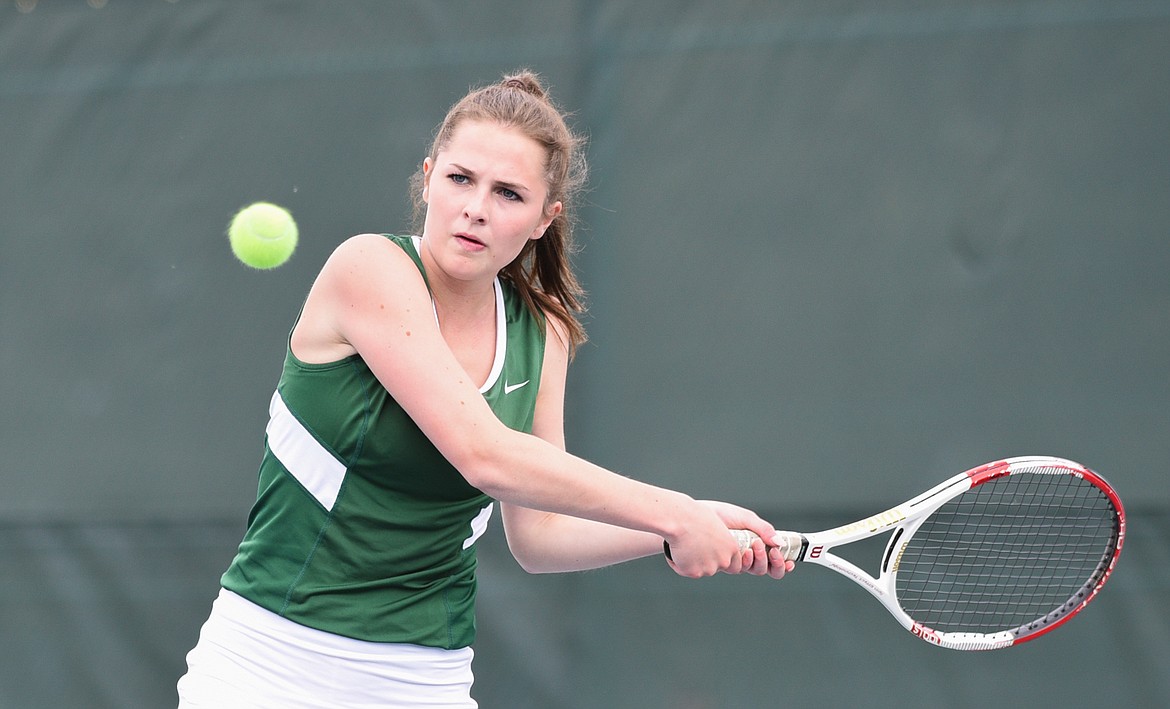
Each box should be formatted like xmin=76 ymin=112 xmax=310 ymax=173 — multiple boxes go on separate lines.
xmin=454 ymin=232 xmax=486 ymax=249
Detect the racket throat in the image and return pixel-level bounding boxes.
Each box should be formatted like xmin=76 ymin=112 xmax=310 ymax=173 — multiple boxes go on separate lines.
xmin=880 ymin=527 xmax=906 ymax=574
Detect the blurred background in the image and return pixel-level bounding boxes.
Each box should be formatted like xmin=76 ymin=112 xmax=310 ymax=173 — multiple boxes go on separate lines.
xmin=2 ymin=1 xmax=1167 ymax=706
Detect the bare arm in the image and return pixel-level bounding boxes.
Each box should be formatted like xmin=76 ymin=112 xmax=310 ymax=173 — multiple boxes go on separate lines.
xmin=500 ymin=315 xmax=786 ymax=574
xmin=292 ymin=234 xmax=746 ymax=578
xmin=501 ymin=316 xmax=665 ymax=573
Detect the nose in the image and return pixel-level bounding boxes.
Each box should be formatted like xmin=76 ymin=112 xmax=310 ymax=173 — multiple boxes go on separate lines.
xmin=464 ymin=188 xmax=488 ymax=224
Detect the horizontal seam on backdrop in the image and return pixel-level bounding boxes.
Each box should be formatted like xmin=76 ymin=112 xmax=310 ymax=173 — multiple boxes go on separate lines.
xmin=4 ymin=1 xmax=1170 ymax=96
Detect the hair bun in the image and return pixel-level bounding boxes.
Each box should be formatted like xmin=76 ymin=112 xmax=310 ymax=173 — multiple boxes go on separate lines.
xmin=501 ymin=72 xmax=546 ymax=99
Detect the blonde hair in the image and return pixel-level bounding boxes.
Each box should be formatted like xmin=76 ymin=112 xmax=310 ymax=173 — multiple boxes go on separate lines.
xmin=411 ymin=70 xmax=588 ymax=355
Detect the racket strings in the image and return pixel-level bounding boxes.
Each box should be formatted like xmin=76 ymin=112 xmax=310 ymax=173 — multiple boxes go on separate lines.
xmin=895 ymin=467 xmax=1120 ymax=634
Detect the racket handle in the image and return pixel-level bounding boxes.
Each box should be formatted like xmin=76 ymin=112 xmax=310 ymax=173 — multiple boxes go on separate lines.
xmin=731 ymin=529 xmax=804 ymax=562
xmin=663 ymin=529 xmax=805 ymax=562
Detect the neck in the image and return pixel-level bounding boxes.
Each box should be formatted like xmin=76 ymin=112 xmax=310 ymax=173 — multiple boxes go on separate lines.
xmin=417 ymin=244 xmax=497 ymax=329
xmin=431 ymin=284 xmax=496 ymax=334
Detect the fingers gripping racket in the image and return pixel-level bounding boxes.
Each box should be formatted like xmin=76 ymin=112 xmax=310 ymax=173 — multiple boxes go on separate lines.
xmin=689 ymin=456 xmax=1125 ymax=651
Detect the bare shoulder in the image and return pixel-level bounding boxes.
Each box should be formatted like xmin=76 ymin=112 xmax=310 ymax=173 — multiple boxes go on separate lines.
xmin=532 ymin=307 xmax=571 ymax=446
xmin=323 ymin=233 xmax=417 ymax=281
xmin=292 ymin=234 xmax=429 ymax=363
xmin=314 ymin=234 xmax=428 ymax=307
xmin=537 ymin=306 xmax=575 ymax=397
xmin=542 ymin=311 xmax=571 ymax=365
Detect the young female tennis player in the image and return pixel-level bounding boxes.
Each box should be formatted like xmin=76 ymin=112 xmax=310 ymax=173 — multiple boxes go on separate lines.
xmin=177 ymin=70 xmax=793 ymax=708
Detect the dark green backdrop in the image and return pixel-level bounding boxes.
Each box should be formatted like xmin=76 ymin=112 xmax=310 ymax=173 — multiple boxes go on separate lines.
xmin=2 ymin=1 xmax=1167 ymax=707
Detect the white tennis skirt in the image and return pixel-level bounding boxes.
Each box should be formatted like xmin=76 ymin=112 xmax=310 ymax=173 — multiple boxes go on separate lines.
xmin=177 ymin=589 xmax=477 ymax=708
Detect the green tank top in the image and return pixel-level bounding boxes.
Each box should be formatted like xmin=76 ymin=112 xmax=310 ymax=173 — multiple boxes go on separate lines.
xmin=221 ymin=234 xmax=546 ymax=648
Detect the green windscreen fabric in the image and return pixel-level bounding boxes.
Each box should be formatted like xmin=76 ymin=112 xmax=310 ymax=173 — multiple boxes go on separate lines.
xmin=2 ymin=2 xmax=1167 ymax=706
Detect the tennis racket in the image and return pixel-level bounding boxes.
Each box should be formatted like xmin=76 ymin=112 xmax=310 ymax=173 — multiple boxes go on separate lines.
xmin=671 ymin=455 xmax=1126 ymax=650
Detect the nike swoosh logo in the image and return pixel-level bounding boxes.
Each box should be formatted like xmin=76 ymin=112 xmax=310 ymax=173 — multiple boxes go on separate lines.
xmin=504 ymin=380 xmax=529 ymax=394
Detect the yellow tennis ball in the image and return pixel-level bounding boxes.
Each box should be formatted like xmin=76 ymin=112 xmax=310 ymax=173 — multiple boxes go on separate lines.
xmin=227 ymin=202 xmax=298 ymax=269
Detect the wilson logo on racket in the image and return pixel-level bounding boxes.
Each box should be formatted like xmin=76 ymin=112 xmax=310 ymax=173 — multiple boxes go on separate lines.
xmin=888 ymin=541 xmax=910 ymax=574
xmin=832 ymin=508 xmax=907 ymax=536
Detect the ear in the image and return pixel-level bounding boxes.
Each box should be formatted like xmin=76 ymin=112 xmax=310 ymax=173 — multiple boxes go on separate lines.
xmin=532 ymin=200 xmax=562 ymax=240
xmin=421 ymin=158 xmax=435 ymax=203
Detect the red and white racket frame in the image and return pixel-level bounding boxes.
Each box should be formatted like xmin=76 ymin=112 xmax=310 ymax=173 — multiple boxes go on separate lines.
xmin=757 ymin=455 xmax=1126 ymax=651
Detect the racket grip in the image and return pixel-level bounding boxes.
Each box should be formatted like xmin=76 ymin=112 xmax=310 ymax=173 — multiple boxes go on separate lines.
xmin=771 ymin=531 xmax=804 ymax=562
xmin=663 ymin=529 xmax=805 ymax=562
xmin=731 ymin=529 xmax=804 ymax=562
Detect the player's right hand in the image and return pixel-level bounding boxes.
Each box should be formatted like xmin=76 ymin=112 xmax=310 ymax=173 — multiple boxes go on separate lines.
xmin=663 ymin=506 xmax=744 ymax=578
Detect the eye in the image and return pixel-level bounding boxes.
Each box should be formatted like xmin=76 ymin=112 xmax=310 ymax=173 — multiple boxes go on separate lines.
xmin=498 ymin=187 xmax=521 ymax=202
xmin=447 ymin=173 xmax=470 ymax=185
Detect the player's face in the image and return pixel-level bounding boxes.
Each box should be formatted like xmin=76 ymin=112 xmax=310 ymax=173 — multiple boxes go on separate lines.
xmin=421 ymin=119 xmax=561 ymax=285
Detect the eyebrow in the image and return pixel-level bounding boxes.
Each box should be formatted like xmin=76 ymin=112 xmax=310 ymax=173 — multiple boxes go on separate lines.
xmin=449 ymin=162 xmax=530 ymax=195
